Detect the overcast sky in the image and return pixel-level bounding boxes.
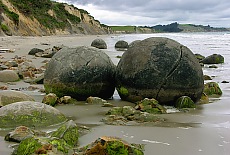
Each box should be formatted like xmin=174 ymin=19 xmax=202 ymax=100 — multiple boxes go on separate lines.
xmin=55 ymin=0 xmax=230 ymax=27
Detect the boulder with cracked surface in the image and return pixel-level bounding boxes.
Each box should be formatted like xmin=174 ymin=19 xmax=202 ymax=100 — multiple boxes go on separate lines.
xmin=115 ymin=37 xmax=204 ymax=105
xmin=44 ymin=46 xmax=115 ymax=100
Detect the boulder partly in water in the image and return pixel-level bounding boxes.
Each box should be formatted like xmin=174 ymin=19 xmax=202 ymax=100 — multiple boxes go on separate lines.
xmin=116 ymin=37 xmax=204 ymax=105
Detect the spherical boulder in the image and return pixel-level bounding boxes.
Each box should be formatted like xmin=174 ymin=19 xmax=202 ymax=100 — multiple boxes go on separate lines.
xmin=0 ymin=101 xmax=67 ymax=128
xmin=91 ymin=38 xmax=107 ymax=49
xmin=116 ymin=37 xmax=204 ymax=105
xmin=115 ymin=40 xmax=129 ymax=48
xmin=44 ymin=46 xmax=115 ymax=100
xmin=201 ymin=54 xmax=224 ymax=64
xmin=28 ymin=48 xmax=44 ymax=55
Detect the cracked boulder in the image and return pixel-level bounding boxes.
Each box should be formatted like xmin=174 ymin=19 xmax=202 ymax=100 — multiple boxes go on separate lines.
xmin=44 ymin=46 xmax=115 ymax=100
xmin=116 ymin=37 xmax=204 ymax=105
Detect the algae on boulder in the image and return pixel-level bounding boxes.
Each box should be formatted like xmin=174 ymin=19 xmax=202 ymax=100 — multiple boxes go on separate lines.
xmin=76 ymin=136 xmax=144 ymax=155
xmin=44 ymin=46 xmax=115 ymax=100
xmin=204 ymin=82 xmax=222 ymax=96
xmin=175 ymin=96 xmax=196 ymax=109
xmin=116 ymin=37 xmax=204 ymax=105
xmin=0 ymin=101 xmax=67 ymax=128
xmin=201 ymin=54 xmax=224 ymax=64
xmin=42 ymin=93 xmax=58 ymax=106
xmin=135 ymin=98 xmax=166 ymax=114
xmin=51 ymin=120 xmax=79 ymax=147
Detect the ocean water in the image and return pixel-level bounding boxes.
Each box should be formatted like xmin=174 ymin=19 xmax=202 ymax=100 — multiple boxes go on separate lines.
xmin=1 ymin=32 xmax=230 ymax=155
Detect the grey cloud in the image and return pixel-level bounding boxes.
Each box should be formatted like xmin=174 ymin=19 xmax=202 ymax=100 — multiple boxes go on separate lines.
xmin=65 ymin=0 xmax=230 ymax=27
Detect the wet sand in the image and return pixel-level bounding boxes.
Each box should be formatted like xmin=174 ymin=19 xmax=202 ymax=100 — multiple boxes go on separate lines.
xmin=0 ymin=34 xmax=230 ymax=155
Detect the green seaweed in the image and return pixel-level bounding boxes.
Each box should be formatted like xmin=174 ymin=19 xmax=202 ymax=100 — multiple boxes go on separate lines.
xmin=106 ymin=140 xmax=129 ymax=155
xmin=16 ymin=137 xmax=42 ymax=155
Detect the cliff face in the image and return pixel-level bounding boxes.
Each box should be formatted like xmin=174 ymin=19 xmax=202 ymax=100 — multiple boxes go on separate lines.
xmin=0 ymin=0 xmax=111 ymax=36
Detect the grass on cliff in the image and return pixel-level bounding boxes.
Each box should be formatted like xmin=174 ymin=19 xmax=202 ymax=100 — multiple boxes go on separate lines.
xmin=110 ymin=26 xmax=136 ymax=32
xmin=8 ymin=0 xmax=81 ymax=29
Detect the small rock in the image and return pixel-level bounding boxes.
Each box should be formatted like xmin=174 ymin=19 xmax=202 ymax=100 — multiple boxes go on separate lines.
xmin=42 ymin=93 xmax=58 ymax=106
xmin=204 ymin=82 xmax=222 ymax=96
xmin=201 ymin=54 xmax=224 ymax=64
xmin=209 ymin=65 xmax=218 ymax=68
xmin=76 ymin=136 xmax=144 ymax=155
xmin=175 ymin=96 xmax=196 ymax=109
xmin=0 ymin=70 xmax=19 ymax=82
xmin=203 ymin=75 xmax=212 ymax=80
xmin=59 ymin=96 xmax=73 ymax=104
xmin=86 ymin=96 xmax=108 ymax=104
xmin=221 ymin=80 xmax=229 ymax=83
xmin=28 ymin=48 xmax=44 ymax=55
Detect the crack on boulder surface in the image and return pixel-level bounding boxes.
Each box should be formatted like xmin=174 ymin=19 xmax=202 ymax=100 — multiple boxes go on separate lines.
xmin=156 ymin=46 xmax=183 ymax=100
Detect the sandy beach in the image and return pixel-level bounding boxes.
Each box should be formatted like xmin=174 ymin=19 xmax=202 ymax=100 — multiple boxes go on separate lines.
xmin=0 ymin=33 xmax=230 ymax=155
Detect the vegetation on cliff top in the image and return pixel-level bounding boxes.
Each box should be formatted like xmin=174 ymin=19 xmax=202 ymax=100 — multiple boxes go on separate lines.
xmin=7 ymin=0 xmax=81 ymax=29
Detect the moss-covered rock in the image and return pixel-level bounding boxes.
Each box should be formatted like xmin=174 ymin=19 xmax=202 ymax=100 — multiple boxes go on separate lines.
xmin=201 ymin=54 xmax=224 ymax=64
xmin=42 ymin=93 xmax=58 ymax=106
xmin=0 ymin=101 xmax=67 ymax=128
xmin=16 ymin=137 xmax=42 ymax=155
xmin=175 ymin=96 xmax=196 ymax=109
xmin=135 ymin=98 xmax=166 ymax=114
xmin=198 ymin=92 xmax=209 ymax=104
xmin=76 ymin=136 xmax=144 ymax=155
xmin=204 ymin=82 xmax=222 ymax=96
xmin=51 ymin=120 xmax=79 ymax=147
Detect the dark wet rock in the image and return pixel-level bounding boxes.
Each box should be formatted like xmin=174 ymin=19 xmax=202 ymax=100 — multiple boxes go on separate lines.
xmin=86 ymin=96 xmax=108 ymax=104
xmin=0 ymin=90 xmax=34 ymax=106
xmin=40 ymin=48 xmax=57 ymax=58
xmin=129 ymin=40 xmax=142 ymax=48
xmin=204 ymin=82 xmax=222 ymax=96
xmin=0 ymin=101 xmax=67 ymax=128
xmin=44 ymin=46 xmax=115 ymax=100
xmin=28 ymin=48 xmax=44 ymax=55
xmin=0 ymin=64 xmax=8 ymax=70
xmin=203 ymin=75 xmax=212 ymax=80
xmin=135 ymin=98 xmax=166 ymax=114
xmin=0 ymin=70 xmax=19 ymax=82
xmin=175 ymin=96 xmax=196 ymax=109
xmin=51 ymin=120 xmax=79 ymax=147
xmin=103 ymin=106 xmax=164 ymax=125
xmin=208 ymin=65 xmax=218 ymax=68
xmin=91 ymin=38 xmax=107 ymax=49
xmin=5 ymin=126 xmax=46 ymax=143
xmin=76 ymin=136 xmax=144 ymax=155
xmin=221 ymin=80 xmax=229 ymax=83
xmin=115 ymin=40 xmax=129 ymax=48
xmin=201 ymin=54 xmax=224 ymax=64
xmin=116 ymin=37 xmax=204 ymax=105
xmin=42 ymin=93 xmax=58 ymax=106
xmin=195 ymin=53 xmax=205 ymax=62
